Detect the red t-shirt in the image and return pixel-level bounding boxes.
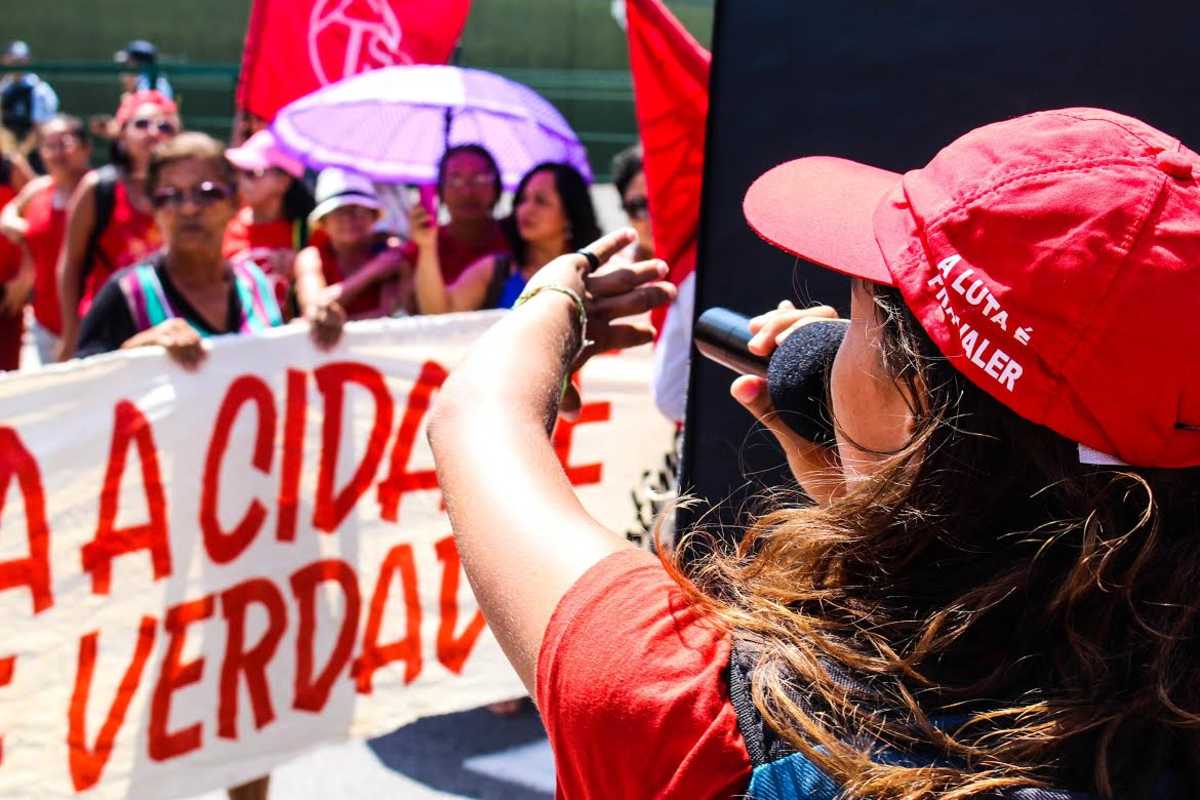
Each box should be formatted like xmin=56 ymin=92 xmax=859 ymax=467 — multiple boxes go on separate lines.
xmin=401 ymin=222 xmax=510 ymax=285
xmin=0 ymin=182 xmax=19 ymax=285
xmin=23 ymin=182 xmax=67 ymax=334
xmin=537 ymin=549 xmax=752 ymax=799
xmin=81 ymin=178 xmax=161 ymax=315
xmin=222 ymin=207 xmax=296 ymax=310
xmin=0 ymin=180 xmax=21 ymax=370
xmin=315 ymin=240 xmax=385 ymax=319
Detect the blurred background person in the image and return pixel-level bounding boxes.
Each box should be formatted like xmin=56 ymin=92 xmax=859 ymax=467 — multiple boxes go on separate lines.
xmin=74 ymin=133 xmax=323 ymax=360
xmin=412 ymin=161 xmax=599 ymax=313
xmin=403 ymin=144 xmax=510 ymax=286
xmin=57 ymin=89 xmax=178 ymax=360
xmin=611 ymin=142 xmax=693 ymax=424
xmin=115 ymin=40 xmax=174 ymax=100
xmin=223 ymin=129 xmax=314 ymax=316
xmin=0 ymin=40 xmax=59 ymax=173
xmin=611 ymin=142 xmax=653 ymax=261
xmin=0 ymin=115 xmax=91 ymax=365
xmin=293 ymin=167 xmax=410 ymax=323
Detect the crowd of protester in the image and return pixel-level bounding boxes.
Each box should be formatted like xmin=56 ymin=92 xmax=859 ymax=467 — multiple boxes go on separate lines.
xmin=0 ymin=39 xmax=655 ymax=380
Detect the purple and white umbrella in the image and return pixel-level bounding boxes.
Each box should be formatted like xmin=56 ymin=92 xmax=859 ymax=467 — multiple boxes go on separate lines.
xmin=271 ymin=64 xmax=592 ymax=188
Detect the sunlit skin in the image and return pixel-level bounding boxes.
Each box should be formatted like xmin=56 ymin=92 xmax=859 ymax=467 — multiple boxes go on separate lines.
xmin=622 ymin=169 xmax=654 ymax=261
xmin=829 ymin=280 xmax=915 ymax=483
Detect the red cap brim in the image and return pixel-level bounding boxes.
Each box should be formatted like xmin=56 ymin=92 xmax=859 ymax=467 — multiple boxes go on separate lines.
xmin=743 ymin=156 xmax=900 ymax=286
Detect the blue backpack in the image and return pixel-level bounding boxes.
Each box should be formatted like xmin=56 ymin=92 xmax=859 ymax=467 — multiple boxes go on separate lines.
xmin=728 ymin=640 xmax=1186 ymax=800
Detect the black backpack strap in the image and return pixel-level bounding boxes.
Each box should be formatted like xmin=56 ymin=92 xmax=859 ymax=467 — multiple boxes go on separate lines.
xmin=79 ymin=165 xmax=119 ymax=293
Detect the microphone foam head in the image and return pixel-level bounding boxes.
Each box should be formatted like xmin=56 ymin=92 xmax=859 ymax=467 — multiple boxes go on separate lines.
xmin=766 ymin=320 xmax=847 ymax=445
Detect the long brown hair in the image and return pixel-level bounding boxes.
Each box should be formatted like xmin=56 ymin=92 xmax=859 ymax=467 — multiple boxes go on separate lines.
xmin=676 ymin=283 xmax=1200 ymax=799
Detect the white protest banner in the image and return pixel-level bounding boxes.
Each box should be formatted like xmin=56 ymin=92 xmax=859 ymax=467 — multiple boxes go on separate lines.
xmin=0 ymin=312 xmax=673 ymax=799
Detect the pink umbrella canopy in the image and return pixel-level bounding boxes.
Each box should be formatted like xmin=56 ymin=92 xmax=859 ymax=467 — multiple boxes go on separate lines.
xmin=271 ymin=64 xmax=593 ymax=188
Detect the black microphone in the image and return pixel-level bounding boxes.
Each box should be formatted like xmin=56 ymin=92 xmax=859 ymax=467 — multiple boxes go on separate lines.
xmin=694 ymin=307 xmax=846 ymax=445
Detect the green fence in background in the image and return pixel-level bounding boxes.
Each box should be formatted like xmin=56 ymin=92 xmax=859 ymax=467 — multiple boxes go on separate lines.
xmin=19 ymin=61 xmax=637 ymax=181
xmin=8 ymin=0 xmax=712 ymax=182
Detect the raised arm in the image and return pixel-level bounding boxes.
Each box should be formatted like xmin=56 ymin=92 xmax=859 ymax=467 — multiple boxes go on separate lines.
xmin=56 ymin=172 xmax=100 ymax=361
xmin=0 ymin=175 xmax=50 ymax=243
xmin=409 ymin=203 xmax=493 ymax=314
xmin=292 ymin=245 xmax=346 ymax=350
xmin=426 ymin=229 xmax=675 ymax=693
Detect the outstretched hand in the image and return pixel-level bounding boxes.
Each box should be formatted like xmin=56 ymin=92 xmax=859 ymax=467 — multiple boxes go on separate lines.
xmin=523 ymin=229 xmax=676 ymax=416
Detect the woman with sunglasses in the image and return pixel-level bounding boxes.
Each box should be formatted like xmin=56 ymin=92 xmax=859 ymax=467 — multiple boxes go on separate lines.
xmin=75 ymin=133 xmax=341 ymax=373
xmin=56 ymin=90 xmax=178 ymax=360
xmin=223 ymin=129 xmax=315 ymax=315
xmin=427 ymin=108 xmax=1200 ymax=800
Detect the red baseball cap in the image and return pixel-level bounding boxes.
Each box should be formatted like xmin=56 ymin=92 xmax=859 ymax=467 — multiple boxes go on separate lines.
xmin=744 ymin=108 xmax=1200 ymax=468
xmin=115 ymin=90 xmax=178 ymax=128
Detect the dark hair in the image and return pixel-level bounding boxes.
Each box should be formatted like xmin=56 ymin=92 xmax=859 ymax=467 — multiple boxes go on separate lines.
xmin=147 ymin=132 xmax=235 ymax=194
xmin=281 ymin=176 xmax=315 ymax=223
xmin=108 ymin=138 xmax=131 ymax=172
xmin=611 ymin=142 xmax=644 ymax=198
xmin=437 ymin=144 xmax=502 ymax=206
xmin=502 ymin=162 xmax=600 ymax=266
xmin=37 ymin=114 xmax=87 ymax=145
xmin=681 ymin=282 xmax=1200 ymax=799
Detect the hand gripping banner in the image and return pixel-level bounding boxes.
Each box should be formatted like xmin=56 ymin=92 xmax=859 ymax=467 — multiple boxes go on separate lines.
xmin=0 ymin=313 xmax=672 ymax=798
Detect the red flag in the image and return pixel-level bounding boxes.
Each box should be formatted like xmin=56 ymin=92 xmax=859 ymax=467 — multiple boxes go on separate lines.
xmin=238 ymin=0 xmax=473 ymax=121
xmin=625 ymin=0 xmax=710 ymax=332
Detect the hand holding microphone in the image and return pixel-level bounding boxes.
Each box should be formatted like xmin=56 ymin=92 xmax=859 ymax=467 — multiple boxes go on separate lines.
xmin=696 ymin=301 xmax=846 ymax=501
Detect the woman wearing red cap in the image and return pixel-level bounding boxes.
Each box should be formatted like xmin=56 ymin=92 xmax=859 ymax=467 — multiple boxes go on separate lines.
xmin=56 ymin=90 xmax=178 ymax=360
xmin=427 ymin=108 xmax=1200 ymax=799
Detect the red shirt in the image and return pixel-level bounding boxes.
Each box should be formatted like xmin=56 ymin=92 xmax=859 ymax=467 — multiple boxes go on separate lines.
xmin=401 ymin=222 xmax=510 ymax=285
xmin=80 ymin=178 xmax=161 ymax=315
xmin=315 ymin=240 xmax=385 ymax=319
xmin=23 ymin=181 xmax=67 ymax=334
xmin=222 ymin=207 xmax=296 ymax=310
xmin=0 ymin=182 xmax=19 ymax=285
xmin=0 ymin=180 xmax=21 ymax=370
xmin=537 ymin=549 xmax=752 ymax=799
xmin=222 ymin=207 xmax=295 ymax=257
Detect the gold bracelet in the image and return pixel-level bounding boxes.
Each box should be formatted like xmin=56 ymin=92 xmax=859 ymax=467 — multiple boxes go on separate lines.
xmin=514 ymin=284 xmax=593 ymax=399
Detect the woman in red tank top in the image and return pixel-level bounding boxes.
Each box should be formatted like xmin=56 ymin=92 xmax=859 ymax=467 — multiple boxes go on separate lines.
xmin=0 ymin=115 xmax=92 ymax=366
xmin=56 ymin=90 xmax=177 ymax=360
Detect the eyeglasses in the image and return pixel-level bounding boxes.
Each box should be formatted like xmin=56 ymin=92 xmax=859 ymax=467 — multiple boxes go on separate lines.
xmin=622 ymin=196 xmax=650 ymax=221
xmin=131 ymin=117 xmax=177 ymax=135
xmin=151 ymin=181 xmax=231 ymax=210
xmin=39 ymin=135 xmax=82 ymax=154
xmin=444 ymin=173 xmax=496 ymax=190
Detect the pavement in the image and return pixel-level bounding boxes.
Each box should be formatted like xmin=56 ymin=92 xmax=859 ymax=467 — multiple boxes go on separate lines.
xmin=186 ymin=703 xmax=556 ymax=800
